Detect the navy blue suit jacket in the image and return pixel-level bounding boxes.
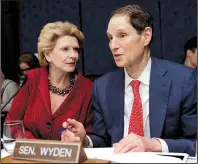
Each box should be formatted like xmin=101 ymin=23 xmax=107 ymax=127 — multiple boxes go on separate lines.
xmin=89 ymin=57 xmax=197 ymax=156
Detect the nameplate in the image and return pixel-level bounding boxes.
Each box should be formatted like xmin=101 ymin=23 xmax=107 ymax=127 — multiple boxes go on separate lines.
xmin=12 ymin=139 xmax=87 ymax=163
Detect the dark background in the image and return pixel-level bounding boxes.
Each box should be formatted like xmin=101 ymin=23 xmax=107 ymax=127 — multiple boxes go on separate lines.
xmin=2 ymin=0 xmax=197 ymax=81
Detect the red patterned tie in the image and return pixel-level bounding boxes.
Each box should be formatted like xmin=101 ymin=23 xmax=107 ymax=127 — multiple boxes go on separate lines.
xmin=128 ymin=80 xmax=144 ymax=136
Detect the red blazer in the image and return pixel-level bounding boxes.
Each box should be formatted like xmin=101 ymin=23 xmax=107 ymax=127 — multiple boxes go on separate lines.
xmin=6 ymin=67 xmax=93 ymax=140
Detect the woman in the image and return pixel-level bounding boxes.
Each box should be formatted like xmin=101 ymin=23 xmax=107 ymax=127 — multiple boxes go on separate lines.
xmin=17 ymin=52 xmax=40 ymax=85
xmin=1 ymin=68 xmax=18 ymax=112
xmin=18 ymin=52 xmax=40 ymax=73
xmin=6 ymin=21 xmax=93 ymax=141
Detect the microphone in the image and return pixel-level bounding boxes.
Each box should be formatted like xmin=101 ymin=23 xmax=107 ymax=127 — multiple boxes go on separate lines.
xmin=1 ymin=74 xmax=28 ymax=111
xmin=19 ymin=73 xmax=28 ymax=87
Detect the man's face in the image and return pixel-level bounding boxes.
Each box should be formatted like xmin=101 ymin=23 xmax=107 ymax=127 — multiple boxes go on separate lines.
xmin=106 ymin=14 xmax=150 ymax=69
xmin=191 ymin=48 xmax=197 ymax=68
xmin=187 ymin=48 xmax=197 ymax=68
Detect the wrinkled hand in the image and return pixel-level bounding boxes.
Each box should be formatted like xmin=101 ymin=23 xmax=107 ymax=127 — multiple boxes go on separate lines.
xmin=61 ymin=129 xmax=80 ymax=142
xmin=113 ymin=133 xmax=162 ymax=153
xmin=61 ymin=118 xmax=86 ymax=142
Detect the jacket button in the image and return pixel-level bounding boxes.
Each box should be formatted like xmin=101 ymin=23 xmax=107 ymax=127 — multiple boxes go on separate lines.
xmin=46 ymin=122 xmax=51 ymax=129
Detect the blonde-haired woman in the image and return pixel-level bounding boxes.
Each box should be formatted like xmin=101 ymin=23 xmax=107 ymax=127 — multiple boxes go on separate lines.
xmin=6 ymin=21 xmax=93 ymax=141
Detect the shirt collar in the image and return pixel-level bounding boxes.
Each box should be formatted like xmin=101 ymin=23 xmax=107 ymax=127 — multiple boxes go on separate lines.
xmin=124 ymin=58 xmax=151 ymax=89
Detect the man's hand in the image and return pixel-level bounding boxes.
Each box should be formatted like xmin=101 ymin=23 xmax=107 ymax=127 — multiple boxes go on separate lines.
xmin=61 ymin=129 xmax=80 ymax=142
xmin=113 ymin=133 xmax=162 ymax=153
xmin=61 ymin=118 xmax=86 ymax=143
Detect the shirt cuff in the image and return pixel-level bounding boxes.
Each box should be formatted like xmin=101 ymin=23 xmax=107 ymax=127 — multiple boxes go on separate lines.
xmin=86 ymin=135 xmax=93 ymax=148
xmin=156 ymin=138 xmax=169 ymax=152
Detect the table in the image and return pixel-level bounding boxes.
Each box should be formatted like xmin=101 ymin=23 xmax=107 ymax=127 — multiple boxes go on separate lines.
xmin=1 ymin=156 xmax=110 ymax=163
xmin=1 ymin=149 xmax=110 ymax=163
xmin=1 ymin=149 xmax=197 ymax=163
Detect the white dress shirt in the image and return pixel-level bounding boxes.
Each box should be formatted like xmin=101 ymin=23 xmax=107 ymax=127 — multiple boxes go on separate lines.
xmin=124 ymin=58 xmax=168 ymax=152
xmin=124 ymin=60 xmax=150 ymax=138
xmin=88 ymin=58 xmax=169 ymax=152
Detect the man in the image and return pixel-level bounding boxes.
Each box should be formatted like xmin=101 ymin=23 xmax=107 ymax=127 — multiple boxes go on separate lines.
xmin=184 ymin=36 xmax=197 ymax=69
xmin=61 ymin=5 xmax=197 ymax=156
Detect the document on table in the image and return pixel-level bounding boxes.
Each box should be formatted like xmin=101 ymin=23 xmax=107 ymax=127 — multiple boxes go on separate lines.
xmin=1 ymin=147 xmax=193 ymax=163
xmin=84 ymin=148 xmax=189 ymax=163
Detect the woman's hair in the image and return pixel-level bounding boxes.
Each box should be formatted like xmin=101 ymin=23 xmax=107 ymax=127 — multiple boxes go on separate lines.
xmin=110 ymin=4 xmax=153 ymax=35
xmin=37 ymin=21 xmax=84 ymax=66
xmin=18 ymin=52 xmax=40 ymax=69
xmin=0 ymin=68 xmax=5 ymax=84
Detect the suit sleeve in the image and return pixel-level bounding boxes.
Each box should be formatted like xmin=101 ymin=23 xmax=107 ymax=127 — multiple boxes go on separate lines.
xmin=89 ymin=80 xmax=111 ymax=147
xmin=164 ymin=69 xmax=197 ymax=156
xmin=5 ymin=83 xmax=37 ymax=139
xmin=83 ymin=100 xmax=93 ymax=134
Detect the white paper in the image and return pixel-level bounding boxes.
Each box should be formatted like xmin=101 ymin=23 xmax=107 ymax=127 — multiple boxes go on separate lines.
xmin=84 ymin=148 xmax=186 ymax=163
xmin=187 ymin=157 xmax=197 ymax=163
xmin=1 ymin=147 xmax=192 ymax=163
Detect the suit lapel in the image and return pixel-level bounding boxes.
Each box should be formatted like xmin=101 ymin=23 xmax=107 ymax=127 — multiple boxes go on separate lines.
xmin=38 ymin=67 xmax=51 ymax=116
xmin=149 ymin=57 xmax=171 ymax=138
xmin=107 ymin=69 xmax=125 ymax=141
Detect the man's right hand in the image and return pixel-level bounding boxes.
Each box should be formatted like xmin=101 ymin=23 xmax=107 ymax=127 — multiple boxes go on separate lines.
xmin=61 ymin=118 xmax=86 ymax=143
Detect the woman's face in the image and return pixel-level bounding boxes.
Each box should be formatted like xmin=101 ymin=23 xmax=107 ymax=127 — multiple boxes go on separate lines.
xmin=46 ymin=35 xmax=80 ymax=73
xmin=19 ymin=63 xmax=30 ymax=71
